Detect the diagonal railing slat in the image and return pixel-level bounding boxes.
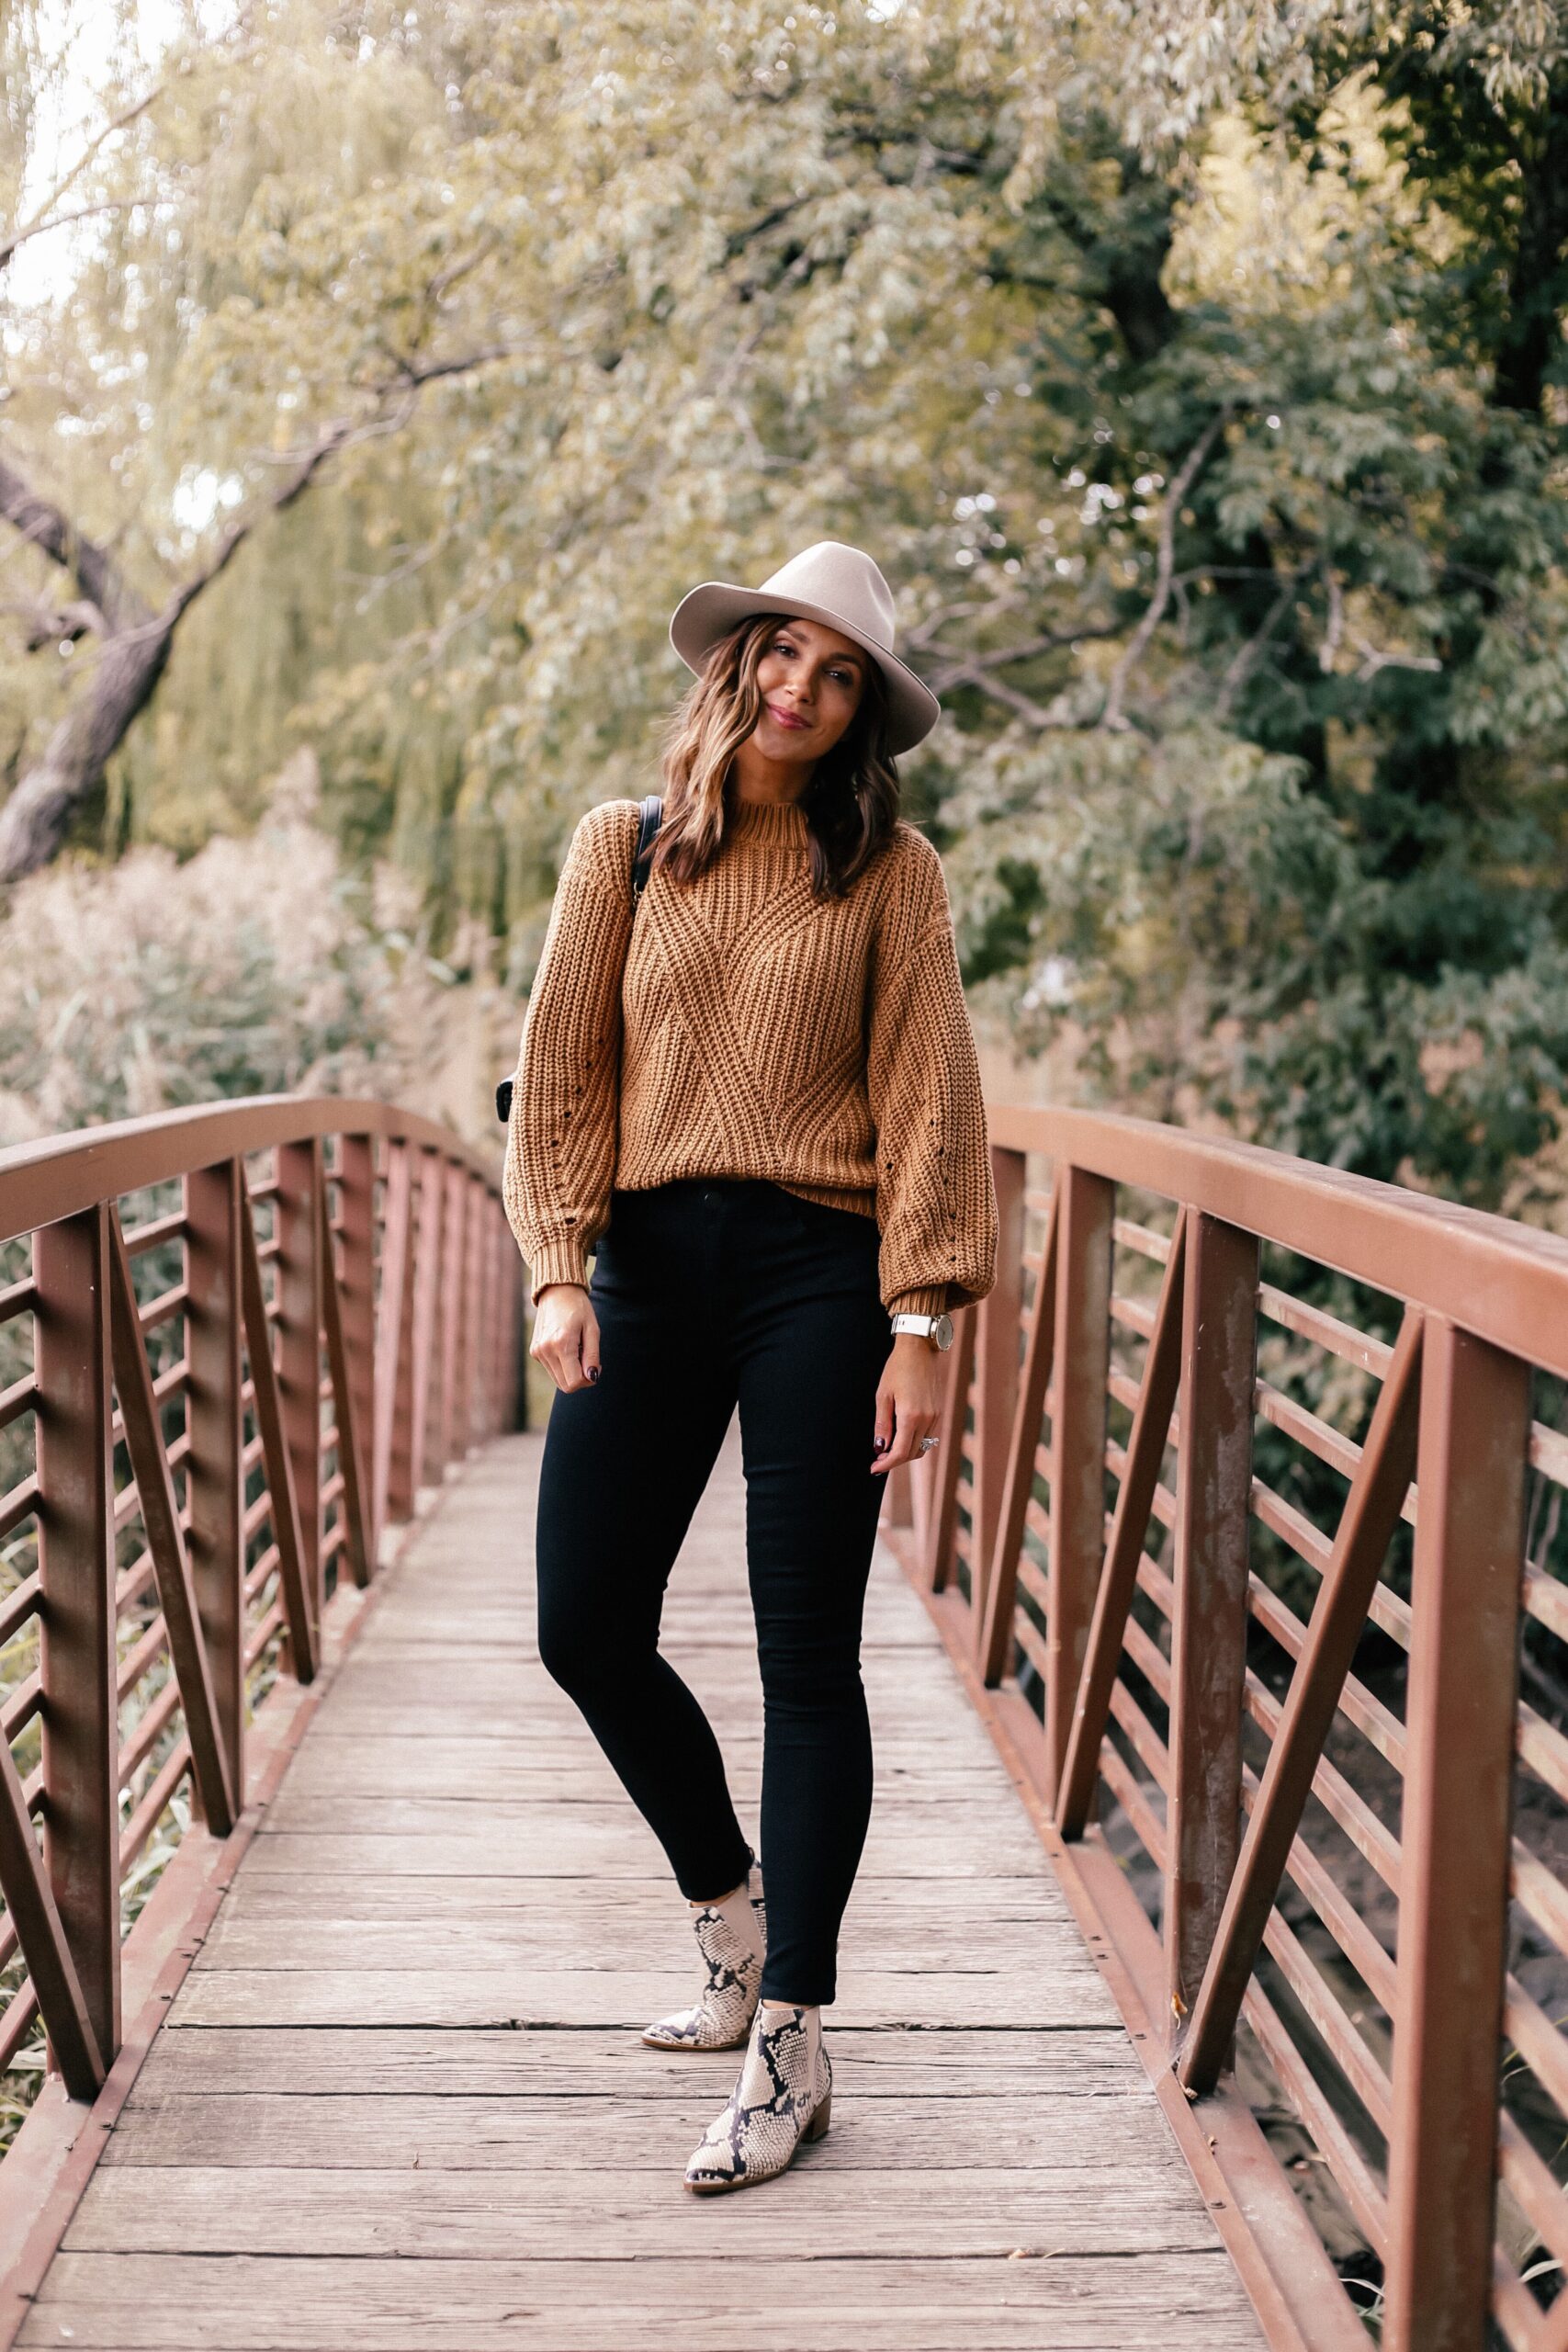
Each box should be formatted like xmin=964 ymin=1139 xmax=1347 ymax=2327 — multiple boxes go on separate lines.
xmin=0 ymin=1731 xmax=102 ymax=2099
xmin=977 ymin=1178 xmax=1060 ymax=1689
xmin=317 ymin=1182 xmax=372 ymax=1591
xmin=186 ymin=1160 xmax=245 ymax=1801
xmin=107 ymin=1207 xmax=237 ymax=1838
xmin=1177 ymin=1304 xmax=1425 ymax=2098
xmin=1056 ymin=1204 xmax=1187 ymax=1838
xmin=238 ymin=1170 xmax=318 ymax=1686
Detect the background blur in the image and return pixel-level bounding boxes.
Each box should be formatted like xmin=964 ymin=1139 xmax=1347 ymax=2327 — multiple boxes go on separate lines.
xmin=4 ymin=0 xmax=1568 ymax=1224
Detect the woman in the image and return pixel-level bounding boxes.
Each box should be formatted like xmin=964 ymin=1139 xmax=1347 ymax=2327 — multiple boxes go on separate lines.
xmin=502 ymin=539 xmax=998 ymax=2194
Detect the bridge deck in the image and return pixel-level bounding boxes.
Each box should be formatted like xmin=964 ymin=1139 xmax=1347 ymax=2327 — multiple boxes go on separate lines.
xmin=23 ymin=1430 xmax=1266 ymax=2350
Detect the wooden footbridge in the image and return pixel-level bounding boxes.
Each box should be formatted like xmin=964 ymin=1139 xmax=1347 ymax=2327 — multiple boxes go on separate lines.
xmin=0 ymin=1098 xmax=1564 ymax=2352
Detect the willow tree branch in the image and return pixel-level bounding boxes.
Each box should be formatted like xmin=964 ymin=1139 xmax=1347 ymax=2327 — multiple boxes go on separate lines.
xmin=0 ymin=88 xmax=165 ymax=272
xmin=0 ymin=453 xmax=151 ymax=630
xmin=0 ymin=341 xmax=515 ymax=884
xmin=0 ymin=201 xmax=135 ymax=268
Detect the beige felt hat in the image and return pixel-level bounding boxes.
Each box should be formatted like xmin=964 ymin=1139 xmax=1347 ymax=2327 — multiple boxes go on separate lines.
xmin=669 ymin=540 xmax=942 ymax=754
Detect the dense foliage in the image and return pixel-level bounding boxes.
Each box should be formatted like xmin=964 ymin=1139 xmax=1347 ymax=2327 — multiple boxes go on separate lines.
xmin=4 ymin=1 xmax=1568 ymax=1207
xmin=0 ymin=752 xmax=481 ymax=1145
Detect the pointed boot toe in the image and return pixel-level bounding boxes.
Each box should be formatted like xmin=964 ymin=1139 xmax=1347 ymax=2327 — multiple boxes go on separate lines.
xmin=642 ymin=1858 xmax=766 ymax=2052
xmin=684 ymin=2001 xmax=832 ymax=2194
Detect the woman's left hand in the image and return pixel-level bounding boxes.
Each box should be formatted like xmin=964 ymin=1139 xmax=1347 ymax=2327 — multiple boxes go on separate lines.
xmin=871 ymin=1334 xmax=946 ymax=1474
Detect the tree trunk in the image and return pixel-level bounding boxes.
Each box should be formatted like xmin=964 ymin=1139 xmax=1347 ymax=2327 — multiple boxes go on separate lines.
xmin=0 ymin=621 xmax=173 ymax=882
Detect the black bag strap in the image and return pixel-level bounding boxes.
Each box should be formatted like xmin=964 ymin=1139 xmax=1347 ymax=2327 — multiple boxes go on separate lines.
xmin=497 ymin=797 xmax=663 ymax=1124
xmin=632 ymin=792 xmax=663 ymax=899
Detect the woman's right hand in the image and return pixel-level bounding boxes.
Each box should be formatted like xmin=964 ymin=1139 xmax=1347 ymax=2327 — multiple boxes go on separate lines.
xmin=530 ymin=1283 xmax=603 ymax=1393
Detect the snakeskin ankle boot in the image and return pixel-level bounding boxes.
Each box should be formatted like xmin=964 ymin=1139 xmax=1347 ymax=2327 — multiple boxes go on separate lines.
xmin=640 ymin=1858 xmax=766 ymax=2052
xmin=683 ymin=2000 xmax=832 ymax=2194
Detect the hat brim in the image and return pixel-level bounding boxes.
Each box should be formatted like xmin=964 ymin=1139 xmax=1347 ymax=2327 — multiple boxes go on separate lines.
xmin=669 ymin=582 xmax=942 ymax=755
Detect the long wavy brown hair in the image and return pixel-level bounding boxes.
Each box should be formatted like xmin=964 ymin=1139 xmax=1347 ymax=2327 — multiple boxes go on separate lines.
xmin=649 ymin=614 xmax=901 ymax=899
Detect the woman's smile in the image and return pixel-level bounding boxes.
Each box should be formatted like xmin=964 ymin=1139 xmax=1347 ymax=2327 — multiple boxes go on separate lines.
xmin=764 ymin=699 xmax=812 ymax=732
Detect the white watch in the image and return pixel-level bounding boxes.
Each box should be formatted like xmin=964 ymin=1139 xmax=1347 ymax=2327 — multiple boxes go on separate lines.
xmin=890 ymin=1310 xmax=954 ymax=1351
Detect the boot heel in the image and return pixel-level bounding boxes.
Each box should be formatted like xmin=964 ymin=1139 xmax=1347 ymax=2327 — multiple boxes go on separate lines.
xmin=805 ymin=2093 xmax=831 ymax=2143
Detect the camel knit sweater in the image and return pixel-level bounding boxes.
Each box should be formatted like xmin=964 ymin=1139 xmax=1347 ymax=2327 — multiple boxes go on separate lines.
xmin=502 ymin=793 xmax=998 ymax=1319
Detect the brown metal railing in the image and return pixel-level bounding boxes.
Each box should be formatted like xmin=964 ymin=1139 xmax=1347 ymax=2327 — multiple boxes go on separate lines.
xmin=8 ymin=1083 xmax=1564 ymax=2350
xmin=0 ymin=1098 xmax=521 ymax=2114
xmin=879 ymin=1104 xmax=1568 ymax=2352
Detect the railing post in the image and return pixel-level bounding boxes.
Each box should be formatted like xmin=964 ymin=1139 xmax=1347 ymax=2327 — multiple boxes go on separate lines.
xmin=469 ymin=1196 xmax=493 ymax=1442
xmin=1045 ymin=1166 xmax=1113 ymax=1809
xmin=971 ymin=1144 xmax=1026 ymax=1638
xmin=409 ymin=1149 xmax=442 ymax=1490
xmin=185 ymin=1160 xmax=245 ymax=1804
xmin=484 ymin=1212 xmax=507 ymax=1439
xmin=275 ymin=1139 xmax=323 ymax=1637
xmin=1165 ymin=1212 xmax=1258 ymax=2053
xmin=924 ymin=1306 xmax=976 ymax=1593
xmin=34 ymin=1204 xmax=119 ymax=2075
xmin=335 ymin=1135 xmax=378 ymax=1567
xmin=374 ymin=1142 xmax=417 ymax=1529
xmin=480 ymin=1210 xmax=497 ymax=1442
xmin=436 ymin=1160 xmax=467 ymax=1477
xmin=1383 ymin=1317 xmax=1528 ymax=2352
xmin=502 ymin=1244 xmax=524 ymax=1431
xmin=462 ymin=1174 xmax=487 ymax=1454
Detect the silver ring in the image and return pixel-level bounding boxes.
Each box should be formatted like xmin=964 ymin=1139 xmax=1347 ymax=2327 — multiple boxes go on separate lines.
xmin=919 ymin=1435 xmax=939 ymax=1454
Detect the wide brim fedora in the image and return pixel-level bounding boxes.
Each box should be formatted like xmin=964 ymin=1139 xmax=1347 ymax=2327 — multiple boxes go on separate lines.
xmin=669 ymin=539 xmax=942 ymax=755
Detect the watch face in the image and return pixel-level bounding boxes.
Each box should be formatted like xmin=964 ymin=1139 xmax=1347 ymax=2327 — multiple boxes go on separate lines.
xmin=933 ymin=1313 xmax=954 ymax=1351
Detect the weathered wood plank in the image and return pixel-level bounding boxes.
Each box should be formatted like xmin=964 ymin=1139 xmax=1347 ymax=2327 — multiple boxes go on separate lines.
xmin=209 ymin=1875 xmax=1071 ymax=1929
xmin=125 ymin=2023 xmax=1145 ymax=2099
xmin=165 ymin=1964 xmax=1115 ymax=2030
xmin=269 ymin=1742 xmax=1012 ymax=1798
xmin=103 ymin=2089 xmax=1172 ymax=2170
xmin=20 ymin=2251 xmax=1268 ymax=2351
xmin=196 ymin=1910 xmax=1073 ymax=1972
xmin=243 ymin=1827 xmax=1052 ymax=1879
xmin=256 ymin=1792 xmax=1055 ymax=1849
xmin=66 ymin=2164 xmax=1228 ymax=2258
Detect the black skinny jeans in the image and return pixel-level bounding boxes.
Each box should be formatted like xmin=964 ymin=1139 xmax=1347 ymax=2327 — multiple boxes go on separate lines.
xmin=534 ymin=1175 xmax=891 ymax=2007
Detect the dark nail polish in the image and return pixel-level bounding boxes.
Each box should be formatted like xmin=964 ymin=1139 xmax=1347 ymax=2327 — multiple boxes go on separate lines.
xmin=588 ymin=1365 xmax=601 ymax=1382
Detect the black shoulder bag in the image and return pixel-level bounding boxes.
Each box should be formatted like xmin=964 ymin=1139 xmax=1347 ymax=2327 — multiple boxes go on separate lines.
xmin=494 ymin=794 xmax=663 ymax=1125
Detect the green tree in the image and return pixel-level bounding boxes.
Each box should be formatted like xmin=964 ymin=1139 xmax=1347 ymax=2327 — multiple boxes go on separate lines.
xmin=4 ymin=0 xmax=1568 ymax=1207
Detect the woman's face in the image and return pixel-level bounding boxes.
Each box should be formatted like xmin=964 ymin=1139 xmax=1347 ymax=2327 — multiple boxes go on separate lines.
xmin=750 ymin=616 xmax=867 ymax=765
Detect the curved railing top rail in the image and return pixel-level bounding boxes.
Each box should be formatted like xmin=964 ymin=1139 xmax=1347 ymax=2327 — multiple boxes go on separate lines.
xmin=992 ymin=1101 xmax=1568 ymax=1380
xmin=0 ymin=1094 xmax=502 ymax=1245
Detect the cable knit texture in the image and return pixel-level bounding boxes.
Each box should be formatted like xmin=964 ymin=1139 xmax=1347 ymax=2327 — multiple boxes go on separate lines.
xmin=502 ymin=794 xmax=998 ymax=1318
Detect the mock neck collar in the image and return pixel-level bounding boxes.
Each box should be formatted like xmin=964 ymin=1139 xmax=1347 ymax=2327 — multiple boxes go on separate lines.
xmin=725 ymin=792 xmax=811 ymax=846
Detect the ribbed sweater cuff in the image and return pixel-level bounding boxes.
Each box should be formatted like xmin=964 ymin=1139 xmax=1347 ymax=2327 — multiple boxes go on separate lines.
xmin=886 ymin=1283 xmax=951 ymax=1320
xmin=527 ymin=1238 xmax=592 ymax=1306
